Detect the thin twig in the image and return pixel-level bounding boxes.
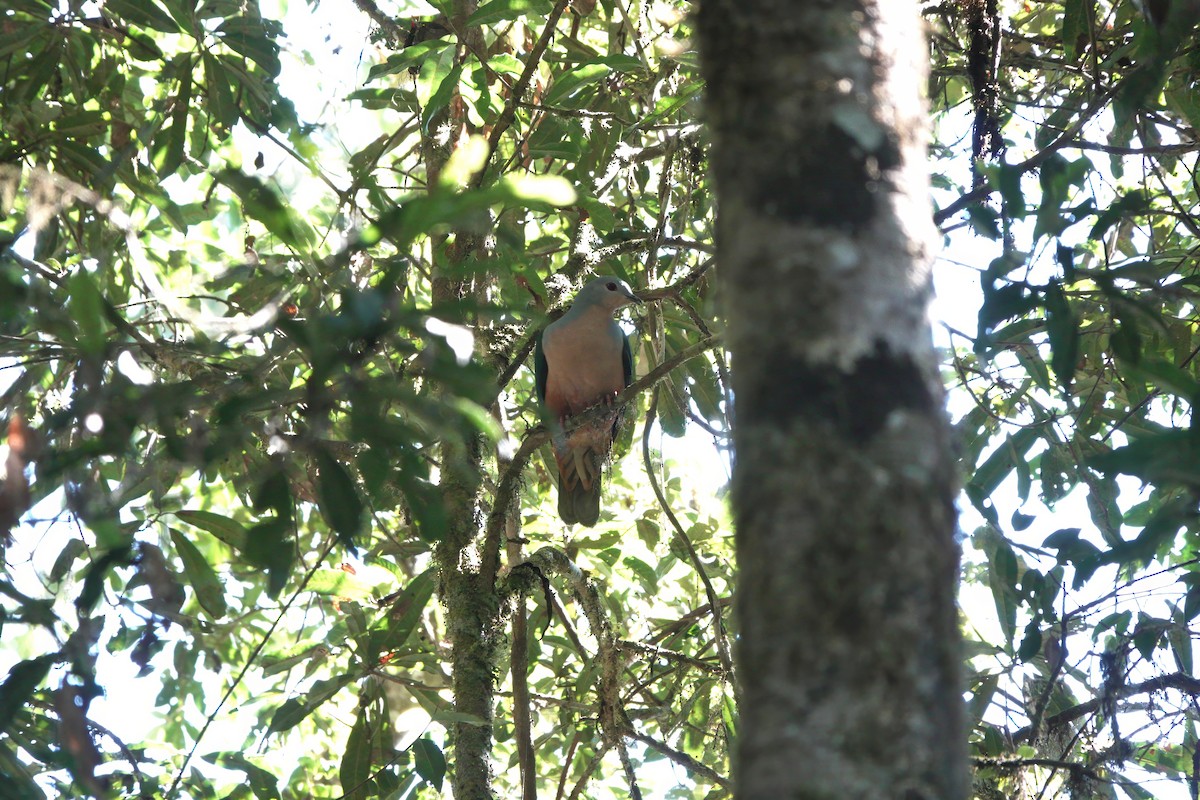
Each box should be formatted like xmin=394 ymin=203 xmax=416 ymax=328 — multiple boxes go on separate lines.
xmin=641 ymin=392 xmax=735 ymax=681
xmin=617 ymin=740 xmax=644 ymax=800
xmin=620 ymin=639 xmax=723 ymax=675
xmin=474 ymin=0 xmax=571 ymax=190
xmin=166 ymin=536 xmax=338 ymax=799
xmin=647 ymin=597 xmax=733 ymax=645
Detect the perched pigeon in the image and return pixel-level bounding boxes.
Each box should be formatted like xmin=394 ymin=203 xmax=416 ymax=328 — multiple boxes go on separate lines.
xmin=535 ymin=276 xmax=641 ymax=526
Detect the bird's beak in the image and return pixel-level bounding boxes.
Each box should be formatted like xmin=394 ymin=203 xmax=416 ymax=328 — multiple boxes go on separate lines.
xmin=627 ymin=288 xmax=644 ymax=305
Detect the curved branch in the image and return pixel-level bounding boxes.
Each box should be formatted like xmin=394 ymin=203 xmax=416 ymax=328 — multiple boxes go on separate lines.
xmin=617 ymin=740 xmax=644 ymax=800
xmin=624 ymin=728 xmax=731 ymax=788
xmin=641 ymin=392 xmax=735 ymax=680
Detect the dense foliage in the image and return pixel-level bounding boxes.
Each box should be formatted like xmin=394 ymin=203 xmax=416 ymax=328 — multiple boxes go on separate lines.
xmin=2 ymin=0 xmax=1200 ymax=798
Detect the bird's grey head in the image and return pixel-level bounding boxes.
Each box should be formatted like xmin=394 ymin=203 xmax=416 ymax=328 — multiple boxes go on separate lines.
xmin=575 ymin=276 xmax=642 ymax=313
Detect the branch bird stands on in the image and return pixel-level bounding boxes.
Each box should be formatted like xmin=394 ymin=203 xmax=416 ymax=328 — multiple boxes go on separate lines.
xmin=535 ymin=276 xmax=642 ymax=526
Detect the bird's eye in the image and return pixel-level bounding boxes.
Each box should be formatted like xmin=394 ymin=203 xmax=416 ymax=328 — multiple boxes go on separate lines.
xmin=606 ymin=281 xmax=618 ymax=291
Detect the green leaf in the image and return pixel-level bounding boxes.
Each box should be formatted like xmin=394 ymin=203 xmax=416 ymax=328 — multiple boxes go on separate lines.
xmin=659 ymin=378 xmax=687 ymax=438
xmin=968 ymin=428 xmax=1039 ymax=499
xmin=985 ymin=538 xmax=1019 ymax=646
xmin=1133 ymin=621 xmax=1162 ymax=661
xmin=204 ymin=753 xmax=281 ymax=800
xmin=67 ymin=270 xmax=108 ymax=356
xmin=1124 ymin=358 xmax=1200 ymax=403
xmin=382 ymin=569 xmax=436 ymax=650
xmin=993 ymin=163 xmax=1025 ymax=218
xmin=1089 ymin=430 xmax=1200 ymax=486
xmin=976 ymin=281 xmax=1038 ymax=345
xmin=1017 ymin=621 xmax=1042 ymax=662
xmin=366 ymin=39 xmax=454 ymax=82
xmin=468 ymin=0 xmax=552 ymax=26
xmin=1098 ymin=497 xmax=1190 ymax=567
xmin=125 ymin=31 xmax=163 ymax=61
xmin=155 ymin=61 xmax=192 ymax=178
xmin=412 ymin=737 xmax=446 ymax=790
xmin=175 ymin=510 xmax=248 ymax=551
xmin=104 ymin=0 xmax=181 ymax=31
xmin=315 ymin=450 xmax=365 ymax=552
xmin=1185 ymin=579 xmax=1200 ymax=622
xmin=1010 ymin=510 xmax=1035 ymax=531
xmin=204 ymin=53 xmax=239 ymax=133
xmin=48 ymin=538 xmax=86 ymax=585
xmin=339 ymin=709 xmax=373 ymax=800
xmin=422 ymin=62 xmax=463 ymax=132
xmin=266 ymin=674 xmax=355 ymax=736
xmin=217 ymin=168 xmax=312 ymax=248
xmin=216 ymin=17 xmax=283 ymax=77
xmin=169 ymin=528 xmax=227 ymax=619
xmin=967 ymin=673 xmax=999 ymax=724
xmin=253 ymin=470 xmax=293 ymax=519
xmin=1089 ymin=190 xmax=1149 ymax=241
xmin=1043 ymin=279 xmax=1079 ymax=392
xmin=1168 ymin=612 xmax=1192 ymax=674
xmin=266 ymin=698 xmax=309 ymax=735
xmin=526 ymin=116 xmax=581 ymax=160
xmin=1061 ymin=0 xmax=1090 ymax=62
xmin=543 ymin=56 xmax=642 ymax=107
xmin=76 ymin=544 xmax=134 ymax=614
xmin=245 ymin=518 xmax=294 ymax=598
xmin=0 ymin=655 xmax=56 ymax=729
xmin=415 ymin=46 xmax=455 ymax=124
xmin=623 ymin=556 xmax=658 ymax=594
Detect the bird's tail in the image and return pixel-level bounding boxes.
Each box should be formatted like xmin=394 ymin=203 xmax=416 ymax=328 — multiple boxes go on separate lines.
xmin=552 ymin=413 xmax=617 ymax=527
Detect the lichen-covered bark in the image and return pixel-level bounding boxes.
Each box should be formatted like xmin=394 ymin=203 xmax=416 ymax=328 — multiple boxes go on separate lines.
xmin=434 ymin=430 xmax=496 ymax=800
xmin=696 ymin=3 xmax=967 ymax=799
xmin=426 ymin=5 xmax=502 ymax=800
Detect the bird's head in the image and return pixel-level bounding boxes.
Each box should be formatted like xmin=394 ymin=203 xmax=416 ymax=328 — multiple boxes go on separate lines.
xmin=577 ymin=275 xmax=642 ymax=314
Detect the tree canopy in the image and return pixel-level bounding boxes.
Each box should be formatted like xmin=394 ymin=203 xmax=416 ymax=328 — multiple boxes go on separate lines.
xmin=2 ymin=0 xmax=1200 ymax=798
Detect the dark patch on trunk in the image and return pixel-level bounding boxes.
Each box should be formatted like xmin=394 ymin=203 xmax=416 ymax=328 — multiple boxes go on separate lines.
xmin=747 ymin=122 xmax=900 ymax=230
xmin=741 ymin=342 xmax=933 ymax=443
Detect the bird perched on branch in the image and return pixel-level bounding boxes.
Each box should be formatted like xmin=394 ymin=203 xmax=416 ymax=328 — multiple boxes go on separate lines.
xmin=535 ymin=276 xmax=641 ymax=526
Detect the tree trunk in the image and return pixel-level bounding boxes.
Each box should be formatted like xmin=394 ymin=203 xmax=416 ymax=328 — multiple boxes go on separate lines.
xmin=696 ymin=3 xmax=967 ymax=799
xmin=427 ymin=5 xmax=501 ymax=800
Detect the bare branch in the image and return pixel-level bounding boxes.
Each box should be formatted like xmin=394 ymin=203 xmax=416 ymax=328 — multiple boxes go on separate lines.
xmin=1011 ymin=672 xmax=1200 ymax=745
xmin=625 ymin=728 xmax=731 ymax=788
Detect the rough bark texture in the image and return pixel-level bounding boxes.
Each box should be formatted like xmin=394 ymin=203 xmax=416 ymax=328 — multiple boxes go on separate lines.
xmin=696 ymin=3 xmax=967 ymax=800
xmin=427 ymin=5 xmax=501 ymax=800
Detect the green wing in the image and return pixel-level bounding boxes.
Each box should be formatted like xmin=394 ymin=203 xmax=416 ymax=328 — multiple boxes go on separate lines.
xmin=534 ymin=331 xmax=548 ymax=405
xmin=621 ymin=333 xmax=634 ymax=388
